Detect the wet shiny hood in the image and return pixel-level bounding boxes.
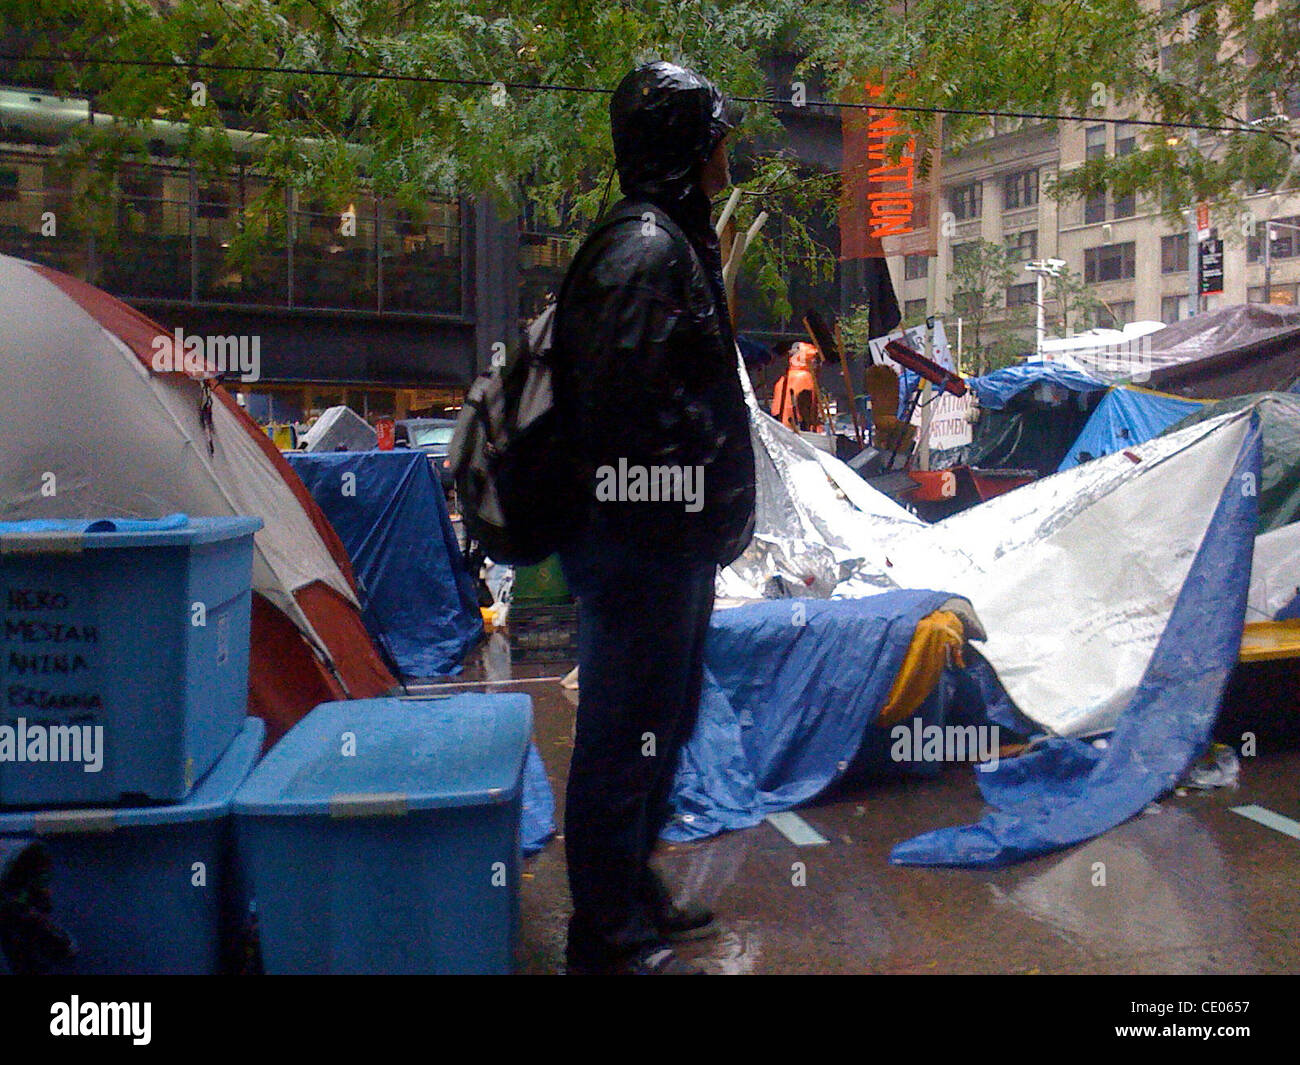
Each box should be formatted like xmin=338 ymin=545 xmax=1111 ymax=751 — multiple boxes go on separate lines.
xmin=609 ymin=62 xmax=740 ymax=223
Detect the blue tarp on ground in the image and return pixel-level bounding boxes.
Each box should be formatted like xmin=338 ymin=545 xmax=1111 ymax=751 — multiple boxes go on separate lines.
xmin=663 ymin=591 xmax=957 ymax=842
xmin=1058 ymin=387 xmax=1205 ymax=471
xmin=286 ymin=450 xmax=483 ymax=678
xmin=520 ymin=744 xmax=557 ymax=857
xmin=969 ymin=362 xmax=1107 ymax=411
xmin=890 ymin=415 xmax=1262 ymax=868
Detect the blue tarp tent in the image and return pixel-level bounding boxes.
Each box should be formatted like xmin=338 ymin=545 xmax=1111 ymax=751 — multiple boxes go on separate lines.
xmin=664 ymin=591 xmax=965 ymax=842
xmin=285 ymin=450 xmax=483 ymax=678
xmin=890 ymin=416 xmax=1261 ymax=867
xmin=968 ymin=362 xmax=1107 ymax=410
xmin=914 ymin=362 xmax=1108 ymax=477
xmin=1058 ymin=386 xmax=1204 ymax=471
xmin=285 ymin=451 xmax=556 ymax=854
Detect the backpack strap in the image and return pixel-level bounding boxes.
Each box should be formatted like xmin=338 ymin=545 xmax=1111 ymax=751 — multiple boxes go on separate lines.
xmin=552 ymin=200 xmax=702 ymax=343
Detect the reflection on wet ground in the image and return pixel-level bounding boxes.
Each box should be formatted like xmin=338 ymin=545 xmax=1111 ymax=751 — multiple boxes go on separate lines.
xmin=432 ymin=643 xmax=1300 ymax=975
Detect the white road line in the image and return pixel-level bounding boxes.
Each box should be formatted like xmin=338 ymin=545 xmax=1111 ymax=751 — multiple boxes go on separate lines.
xmin=1231 ymin=804 xmax=1300 ymax=841
xmin=765 ymin=811 xmax=829 ymax=847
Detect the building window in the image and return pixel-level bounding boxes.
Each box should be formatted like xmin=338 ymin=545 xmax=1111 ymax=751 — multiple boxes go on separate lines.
xmin=1084 ymin=192 xmax=1107 ymax=224
xmin=1107 ymin=300 xmax=1135 ymax=326
xmin=1005 ymin=229 xmax=1038 ymax=263
xmin=1006 ymin=282 xmax=1037 ymax=308
xmin=903 ymin=253 xmax=929 ymax=280
xmin=1249 ymin=216 xmax=1300 ymax=261
xmin=0 ymin=167 xmax=20 ymax=204
xmin=1161 ymin=233 xmax=1189 ymax=273
xmin=950 ymin=182 xmax=982 ymax=221
xmin=904 ymin=297 xmax=928 ymax=320
xmin=1003 ymin=169 xmax=1039 ymax=210
xmin=952 ymin=291 xmax=979 ymax=316
xmin=1161 ymin=294 xmax=1191 ymax=322
xmin=951 ymin=242 xmax=975 ymax=268
xmin=1085 ymin=126 xmax=1107 ymax=160
xmin=1249 ymin=283 xmax=1299 ymax=305
xmin=196 ymin=184 xmax=230 ymax=220
xmin=1085 ymin=241 xmax=1136 ymax=283
xmin=1114 ymin=124 xmax=1138 ymax=157
xmin=1112 ymin=192 xmax=1136 ymax=218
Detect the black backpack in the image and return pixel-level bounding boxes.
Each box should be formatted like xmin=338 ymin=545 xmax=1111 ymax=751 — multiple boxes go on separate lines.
xmin=449 ymin=202 xmax=696 ymax=566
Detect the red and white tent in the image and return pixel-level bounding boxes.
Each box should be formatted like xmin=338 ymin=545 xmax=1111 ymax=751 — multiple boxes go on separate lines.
xmin=0 ymin=252 xmax=395 ymax=742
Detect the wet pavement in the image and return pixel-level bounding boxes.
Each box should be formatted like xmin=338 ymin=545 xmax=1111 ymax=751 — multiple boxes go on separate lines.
xmin=427 ymin=637 xmax=1300 ymax=975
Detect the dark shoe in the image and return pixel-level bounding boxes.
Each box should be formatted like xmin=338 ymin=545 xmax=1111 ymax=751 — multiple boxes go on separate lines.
xmin=567 ymin=944 xmax=706 ymax=975
xmin=657 ymin=899 xmax=719 ymax=943
xmin=642 ymin=866 xmax=720 ymax=942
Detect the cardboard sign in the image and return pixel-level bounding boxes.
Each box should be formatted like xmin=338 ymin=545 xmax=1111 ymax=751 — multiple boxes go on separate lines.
xmin=868 ymin=320 xmax=972 ymax=451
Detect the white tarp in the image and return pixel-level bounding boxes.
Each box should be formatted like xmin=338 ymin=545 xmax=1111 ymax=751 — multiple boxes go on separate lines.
xmin=718 ymin=354 xmax=921 ymax=599
xmin=726 ymin=344 xmax=1256 ymax=737
xmin=302 ymin=405 xmax=377 ymax=452
xmin=868 ymin=413 xmax=1251 ymax=736
xmin=1037 ymin=321 xmax=1166 ymax=384
xmin=1249 ymin=520 xmax=1300 ymax=620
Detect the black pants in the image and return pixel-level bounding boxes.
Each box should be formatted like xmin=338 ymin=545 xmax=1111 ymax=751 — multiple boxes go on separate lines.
xmin=559 ymin=532 xmax=716 ymax=964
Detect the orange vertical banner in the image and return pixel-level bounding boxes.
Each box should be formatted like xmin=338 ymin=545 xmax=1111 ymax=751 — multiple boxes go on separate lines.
xmin=840 ymin=81 xmax=941 ymax=260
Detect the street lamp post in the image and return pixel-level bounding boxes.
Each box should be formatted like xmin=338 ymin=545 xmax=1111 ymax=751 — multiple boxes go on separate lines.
xmin=1026 ymin=258 xmax=1067 ymax=356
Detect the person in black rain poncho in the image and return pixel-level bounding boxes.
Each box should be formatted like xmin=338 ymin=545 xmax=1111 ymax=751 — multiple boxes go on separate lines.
xmin=552 ymin=62 xmax=757 ymax=975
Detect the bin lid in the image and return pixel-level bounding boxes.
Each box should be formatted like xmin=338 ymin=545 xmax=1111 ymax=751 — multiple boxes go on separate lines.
xmin=0 ymin=514 xmax=262 ymax=551
xmin=0 ymin=717 xmax=264 ymax=834
xmin=232 ymin=695 xmax=533 ymax=817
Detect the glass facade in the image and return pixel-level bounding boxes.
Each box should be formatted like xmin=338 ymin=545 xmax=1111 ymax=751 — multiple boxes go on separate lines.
xmin=0 ymin=147 xmax=463 ymax=316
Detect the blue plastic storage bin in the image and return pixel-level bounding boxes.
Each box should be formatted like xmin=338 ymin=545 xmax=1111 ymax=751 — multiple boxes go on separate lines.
xmin=0 ymin=716 xmax=263 ymax=975
xmin=0 ymin=515 xmax=261 ymax=805
xmin=233 ymin=695 xmax=532 ymax=975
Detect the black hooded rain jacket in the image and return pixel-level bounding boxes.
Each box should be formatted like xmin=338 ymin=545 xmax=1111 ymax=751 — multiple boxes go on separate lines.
xmin=554 ymin=62 xmax=757 ymax=566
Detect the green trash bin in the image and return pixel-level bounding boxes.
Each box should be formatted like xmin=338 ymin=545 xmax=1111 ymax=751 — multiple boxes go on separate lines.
xmin=512 ymin=554 xmax=572 ymax=605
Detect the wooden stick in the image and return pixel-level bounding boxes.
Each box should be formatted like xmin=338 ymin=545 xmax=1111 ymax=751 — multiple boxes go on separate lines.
xmin=715 ymin=187 xmax=742 ymax=239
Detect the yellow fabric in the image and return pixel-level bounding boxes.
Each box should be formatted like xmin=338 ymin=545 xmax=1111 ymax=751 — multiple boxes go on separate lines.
xmin=878 ymin=610 xmax=966 ymax=727
xmin=1239 ymin=619 xmax=1300 ymax=662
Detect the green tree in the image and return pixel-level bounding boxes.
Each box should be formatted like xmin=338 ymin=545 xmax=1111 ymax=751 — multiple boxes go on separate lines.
xmin=0 ymin=0 xmax=828 ymax=310
xmin=1048 ymin=265 xmax=1109 ymax=336
xmin=949 ymin=239 xmax=1022 ymax=375
xmin=804 ymin=0 xmax=1300 ymax=228
xmin=3 ymin=0 xmax=1297 ymax=301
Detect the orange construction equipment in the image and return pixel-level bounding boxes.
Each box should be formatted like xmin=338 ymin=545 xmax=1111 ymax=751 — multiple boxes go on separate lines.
xmin=771 ymin=341 xmax=823 ymax=432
